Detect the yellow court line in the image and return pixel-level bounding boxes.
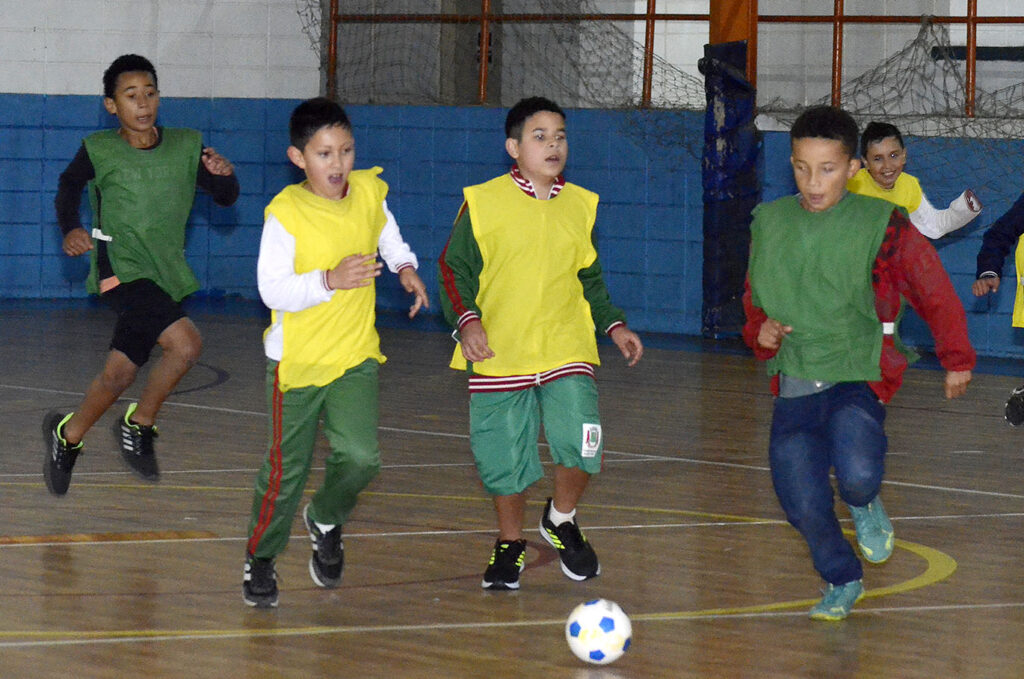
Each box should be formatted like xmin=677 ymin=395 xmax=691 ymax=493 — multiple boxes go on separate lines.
xmin=0 ymin=530 xmax=218 ymax=545
xmin=0 ymin=498 xmax=959 ymax=646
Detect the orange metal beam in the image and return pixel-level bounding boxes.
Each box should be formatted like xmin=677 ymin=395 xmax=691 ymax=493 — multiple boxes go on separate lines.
xmin=709 ymin=0 xmax=758 ymax=86
xmin=966 ymin=0 xmax=977 ymax=116
xmin=831 ymin=0 xmax=844 ymax=107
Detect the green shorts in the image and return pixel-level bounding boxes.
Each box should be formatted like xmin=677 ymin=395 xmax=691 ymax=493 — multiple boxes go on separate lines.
xmin=469 ymin=375 xmax=603 ymax=496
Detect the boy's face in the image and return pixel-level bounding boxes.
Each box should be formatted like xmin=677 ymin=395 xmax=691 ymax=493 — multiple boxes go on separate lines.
xmin=104 ymin=71 xmax=159 ymax=135
xmin=287 ymin=124 xmax=355 ymax=201
xmin=790 ymin=137 xmax=860 ymax=213
xmin=862 ymin=136 xmax=906 ymax=190
xmin=505 ymin=110 xmax=567 ymax=188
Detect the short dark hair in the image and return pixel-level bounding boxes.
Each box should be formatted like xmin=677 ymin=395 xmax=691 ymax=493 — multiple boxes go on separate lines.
xmin=103 ymin=54 xmax=158 ymax=98
xmin=790 ymin=105 xmax=859 ymax=158
xmin=860 ymin=121 xmax=904 ymax=157
xmin=505 ymin=96 xmax=565 ymax=140
xmin=289 ymin=97 xmax=351 ymax=149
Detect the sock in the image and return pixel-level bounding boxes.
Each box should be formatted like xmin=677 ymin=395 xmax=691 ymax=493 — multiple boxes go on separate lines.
xmin=315 ymin=519 xmax=336 ymax=532
xmin=548 ymin=503 xmax=576 ymax=526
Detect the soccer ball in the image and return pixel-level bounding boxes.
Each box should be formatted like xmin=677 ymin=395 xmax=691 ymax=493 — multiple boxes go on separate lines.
xmin=565 ymin=598 xmax=632 ymax=665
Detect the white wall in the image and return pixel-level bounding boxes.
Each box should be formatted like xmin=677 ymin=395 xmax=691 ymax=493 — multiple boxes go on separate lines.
xmin=0 ymin=0 xmax=320 ymax=98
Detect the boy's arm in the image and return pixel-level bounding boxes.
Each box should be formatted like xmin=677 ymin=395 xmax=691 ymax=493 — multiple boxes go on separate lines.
xmin=377 ymin=199 xmax=418 ymax=273
xmin=976 ymin=190 xmax=1024 ymax=279
xmin=742 ymin=275 xmax=788 ymax=360
xmin=438 ymin=203 xmax=483 ymax=332
xmin=375 ymin=199 xmax=428 ymax=317
xmin=886 ymin=210 xmax=976 ymax=376
xmin=910 ymin=190 xmax=981 ymax=239
xmin=54 ymin=144 xmax=96 ymax=256
xmin=196 ymin=147 xmax=239 ymax=207
xmin=577 ymin=245 xmax=627 ymax=336
xmin=257 ymin=212 xmax=335 ymax=313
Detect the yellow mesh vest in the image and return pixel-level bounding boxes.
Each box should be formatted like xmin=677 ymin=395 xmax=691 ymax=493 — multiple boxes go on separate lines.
xmin=1013 ymin=239 xmax=1024 ymax=327
xmin=451 ymin=175 xmax=601 ymax=375
xmin=847 ymin=168 xmax=923 ymax=213
xmin=267 ymin=169 xmax=388 ymax=390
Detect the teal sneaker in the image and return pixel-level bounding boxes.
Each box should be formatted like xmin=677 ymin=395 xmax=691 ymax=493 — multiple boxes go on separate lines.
xmin=809 ymin=580 xmax=864 ymax=621
xmin=849 ymin=498 xmax=894 ymax=564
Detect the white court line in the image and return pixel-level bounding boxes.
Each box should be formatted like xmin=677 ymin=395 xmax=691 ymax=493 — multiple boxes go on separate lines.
xmin=0 ymin=601 xmax=1021 ymax=649
xmin=6 ymin=383 xmax=1024 ymax=500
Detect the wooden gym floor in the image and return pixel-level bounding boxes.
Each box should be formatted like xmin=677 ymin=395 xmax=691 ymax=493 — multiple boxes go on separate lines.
xmin=0 ymin=300 xmax=1021 ymax=678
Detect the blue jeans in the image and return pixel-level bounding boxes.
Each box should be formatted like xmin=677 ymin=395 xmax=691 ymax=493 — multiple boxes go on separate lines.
xmin=769 ymin=382 xmax=887 ymax=585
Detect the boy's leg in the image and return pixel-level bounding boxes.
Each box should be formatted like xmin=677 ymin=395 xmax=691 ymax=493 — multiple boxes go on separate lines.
xmin=538 ymin=375 xmax=602 ymax=581
xmin=769 ymin=392 xmax=863 ymax=588
xmin=114 ymin=317 xmax=200 ymax=480
xmin=304 ymin=360 xmax=382 ymax=589
xmin=470 ymin=388 xmax=543 ymax=590
xmin=130 ymin=317 xmax=202 ymax=425
xmin=43 ymin=349 xmax=139 ymax=495
xmin=245 ymin=363 xmax=324 ymax=608
xmin=494 ymin=493 xmax=527 ymax=540
xmin=829 ymin=383 xmax=893 ymax=563
xmin=246 ymin=362 xmax=323 ymax=560
xmin=62 ymin=349 xmax=139 ymax=444
xmin=314 ymin=359 xmax=382 ymax=525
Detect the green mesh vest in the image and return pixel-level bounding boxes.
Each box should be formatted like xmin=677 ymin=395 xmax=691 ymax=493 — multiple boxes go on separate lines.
xmin=748 ymin=192 xmax=895 ymax=382
xmin=83 ymin=128 xmax=202 ymax=301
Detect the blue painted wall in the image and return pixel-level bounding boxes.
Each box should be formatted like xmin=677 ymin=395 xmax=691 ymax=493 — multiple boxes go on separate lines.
xmin=5 ymin=93 xmax=1023 ymax=358
xmin=0 ymin=95 xmax=703 ymax=336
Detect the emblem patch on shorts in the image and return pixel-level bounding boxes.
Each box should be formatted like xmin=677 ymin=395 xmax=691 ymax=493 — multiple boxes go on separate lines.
xmin=581 ymin=423 xmax=602 ymax=458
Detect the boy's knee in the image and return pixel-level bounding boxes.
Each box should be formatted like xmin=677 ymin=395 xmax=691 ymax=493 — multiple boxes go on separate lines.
xmin=837 ymin=469 xmax=882 ymax=506
xmin=101 ymin=360 xmax=138 ymax=394
xmin=166 ymin=332 xmax=202 ymax=367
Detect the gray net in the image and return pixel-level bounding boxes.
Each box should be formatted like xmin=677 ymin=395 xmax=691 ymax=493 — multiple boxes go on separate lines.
xmin=761 ymin=18 xmax=1024 ymax=197
xmin=294 ymin=0 xmax=707 ymax=160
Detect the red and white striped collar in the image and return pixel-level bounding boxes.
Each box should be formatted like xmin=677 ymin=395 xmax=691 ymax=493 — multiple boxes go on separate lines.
xmin=509 ymin=164 xmax=565 ymax=199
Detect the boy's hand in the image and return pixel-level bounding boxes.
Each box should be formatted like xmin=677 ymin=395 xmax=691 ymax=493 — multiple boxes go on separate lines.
xmin=459 ymin=320 xmax=494 ymax=363
xmin=610 ymin=326 xmax=643 ymax=367
xmin=327 ymin=254 xmax=382 ymax=290
xmin=965 ymin=189 xmax=981 ymax=212
xmin=944 ymin=369 xmax=972 ymax=399
xmin=398 ymin=267 xmax=429 ymax=318
xmin=62 ymin=227 xmax=93 ymax=256
xmin=757 ymin=318 xmax=792 ymax=350
xmin=201 ymin=147 xmax=235 ymax=176
xmin=972 ymin=276 xmax=999 ymax=296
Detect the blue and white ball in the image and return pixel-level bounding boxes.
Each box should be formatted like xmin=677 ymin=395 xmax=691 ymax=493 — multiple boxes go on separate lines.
xmin=565 ymin=598 xmax=632 ymax=665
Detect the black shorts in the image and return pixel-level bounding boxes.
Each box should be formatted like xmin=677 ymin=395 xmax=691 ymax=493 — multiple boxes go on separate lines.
xmin=102 ymin=279 xmax=187 ymax=367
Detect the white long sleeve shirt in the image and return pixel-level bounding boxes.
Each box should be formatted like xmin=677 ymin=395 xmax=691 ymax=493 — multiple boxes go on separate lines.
xmin=257 ymin=198 xmax=417 ymax=360
xmin=910 ymin=190 xmax=981 ymax=239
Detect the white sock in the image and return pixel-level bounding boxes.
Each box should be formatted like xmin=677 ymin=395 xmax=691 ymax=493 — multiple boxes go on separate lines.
xmin=548 ymin=503 xmax=576 ymax=526
xmin=315 ymin=519 xmax=336 ymax=532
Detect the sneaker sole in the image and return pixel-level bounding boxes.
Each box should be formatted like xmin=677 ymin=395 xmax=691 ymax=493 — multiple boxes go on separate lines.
xmin=481 ymin=578 xmax=520 ymax=591
xmin=243 ymin=593 xmax=279 ymax=608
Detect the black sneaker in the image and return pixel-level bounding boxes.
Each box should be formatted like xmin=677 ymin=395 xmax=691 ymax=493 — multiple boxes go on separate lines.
xmin=43 ymin=411 xmax=83 ymax=496
xmin=539 ymin=497 xmax=600 ymax=581
xmin=117 ymin=403 xmax=160 ymax=481
xmin=243 ymin=556 xmax=278 ymax=608
xmin=481 ymin=539 xmax=527 ymax=590
xmin=1005 ymin=385 xmax=1024 ymax=426
xmin=303 ymin=504 xmax=343 ymax=588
